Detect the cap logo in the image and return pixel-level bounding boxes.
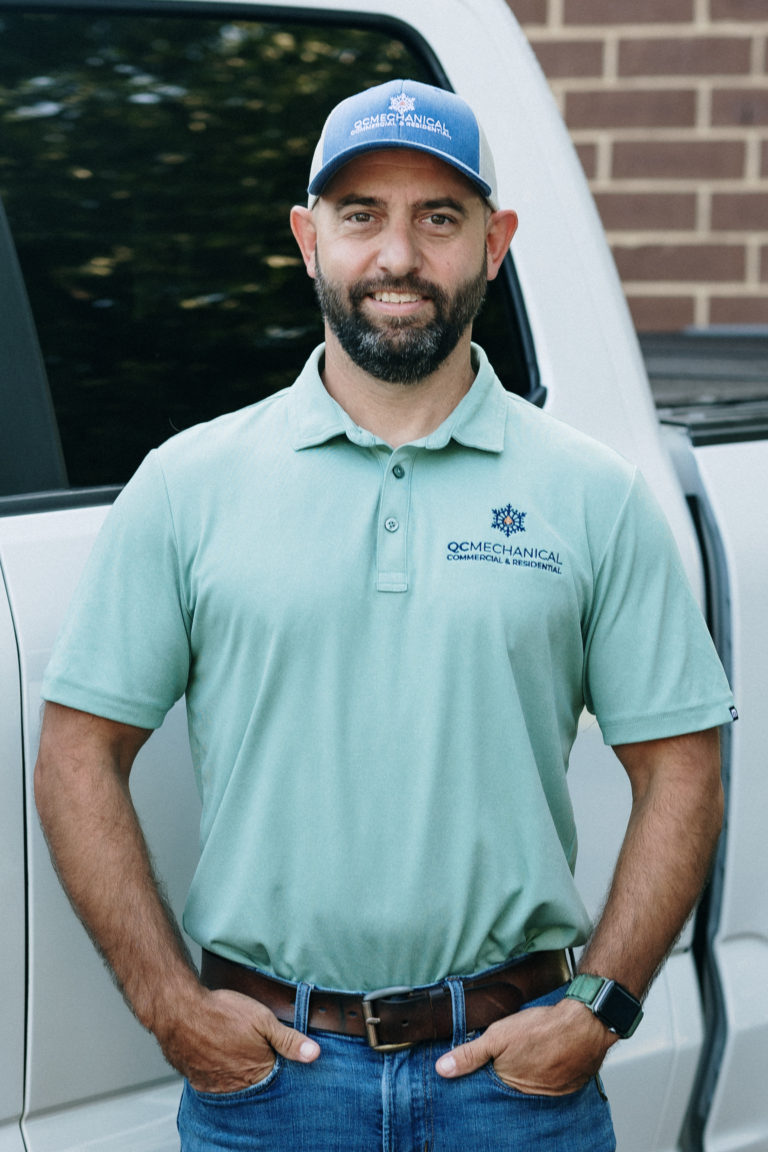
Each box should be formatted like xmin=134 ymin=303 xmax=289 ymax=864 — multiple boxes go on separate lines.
xmin=389 ymin=92 xmax=416 ymax=118
xmin=350 ymin=90 xmax=452 ymax=140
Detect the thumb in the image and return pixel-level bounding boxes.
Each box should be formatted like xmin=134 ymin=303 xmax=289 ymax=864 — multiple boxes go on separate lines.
xmin=436 ymin=1032 xmax=494 ymax=1079
xmin=260 ymin=1014 xmax=321 ymax=1064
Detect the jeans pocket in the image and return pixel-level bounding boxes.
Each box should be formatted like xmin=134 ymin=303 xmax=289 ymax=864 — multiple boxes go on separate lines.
xmin=483 ymin=1062 xmax=590 ymax=1101
xmin=472 ymin=1066 xmax=615 ymax=1151
xmin=186 ymin=1055 xmax=284 ymax=1104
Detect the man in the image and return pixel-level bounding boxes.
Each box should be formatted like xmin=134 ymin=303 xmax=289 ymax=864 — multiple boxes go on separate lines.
xmin=36 ymin=79 xmax=735 ymax=1150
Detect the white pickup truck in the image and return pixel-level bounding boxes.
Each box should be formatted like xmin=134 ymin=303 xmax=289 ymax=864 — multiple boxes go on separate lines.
xmin=1 ymin=1 xmax=766 ymax=1149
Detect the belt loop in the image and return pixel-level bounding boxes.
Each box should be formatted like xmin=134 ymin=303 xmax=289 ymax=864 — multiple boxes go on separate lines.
xmin=445 ymin=977 xmax=466 ymax=1048
xmin=293 ymin=980 xmax=313 ymax=1033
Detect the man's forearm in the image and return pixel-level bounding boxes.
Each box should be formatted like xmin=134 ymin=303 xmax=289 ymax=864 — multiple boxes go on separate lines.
xmin=34 ymin=703 xmax=200 ymax=1035
xmin=436 ymin=726 xmax=724 ymax=1090
xmin=35 ymin=703 xmax=321 ymax=1091
xmin=579 ymin=727 xmax=724 ymax=997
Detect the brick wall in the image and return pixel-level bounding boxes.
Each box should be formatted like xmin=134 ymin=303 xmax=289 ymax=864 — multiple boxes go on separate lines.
xmin=512 ymin=0 xmax=768 ymax=332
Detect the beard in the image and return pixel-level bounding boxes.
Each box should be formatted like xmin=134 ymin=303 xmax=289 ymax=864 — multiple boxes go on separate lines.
xmin=313 ymin=251 xmax=488 ymax=385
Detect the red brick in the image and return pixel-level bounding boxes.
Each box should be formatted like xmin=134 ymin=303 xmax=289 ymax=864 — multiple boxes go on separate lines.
xmin=712 ymin=89 xmax=768 ymax=127
xmin=564 ymin=0 xmax=693 ymax=24
xmin=613 ymin=244 xmax=745 ymax=282
xmin=763 ymin=141 xmax=768 ymax=178
xmin=711 ymin=0 xmax=768 ymax=19
xmin=566 ymin=89 xmax=696 ymax=129
xmin=507 ymin=0 xmax=549 ymax=25
xmin=594 ymin=192 xmax=696 ymax=231
xmin=619 ymin=36 xmax=751 ymax=77
xmin=712 ymin=193 xmax=768 ymax=231
xmin=613 ymin=140 xmax=746 ymax=180
xmin=763 ymin=246 xmax=768 ymax=281
xmin=529 ymin=38 xmax=604 ymax=78
xmin=710 ymin=296 xmax=768 ymax=325
xmin=575 ymin=142 xmax=598 ymax=179
xmin=626 ymin=295 xmax=695 ymax=331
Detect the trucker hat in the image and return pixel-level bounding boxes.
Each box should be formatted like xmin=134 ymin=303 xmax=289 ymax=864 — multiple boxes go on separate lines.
xmin=307 ymin=78 xmax=499 ymax=210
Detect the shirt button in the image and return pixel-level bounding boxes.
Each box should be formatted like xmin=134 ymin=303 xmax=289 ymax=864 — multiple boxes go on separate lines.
xmin=384 ymin=518 xmax=399 ymax=533
xmin=392 ymin=463 xmax=405 ymax=479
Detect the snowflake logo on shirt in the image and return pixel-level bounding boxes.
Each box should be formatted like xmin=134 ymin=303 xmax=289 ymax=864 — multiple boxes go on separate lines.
xmin=491 ymin=504 xmax=527 ymax=537
xmin=390 ymin=92 xmax=416 ymax=119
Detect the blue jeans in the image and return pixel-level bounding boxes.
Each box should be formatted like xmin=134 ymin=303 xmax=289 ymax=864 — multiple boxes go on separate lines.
xmin=177 ymin=983 xmax=616 ymax=1151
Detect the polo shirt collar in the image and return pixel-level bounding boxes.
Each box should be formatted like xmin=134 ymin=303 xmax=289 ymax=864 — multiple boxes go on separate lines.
xmin=290 ymin=343 xmax=508 ymax=453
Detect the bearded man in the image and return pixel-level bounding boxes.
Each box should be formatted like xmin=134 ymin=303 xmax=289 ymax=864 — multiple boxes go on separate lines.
xmin=35 ymin=79 xmax=734 ymax=1151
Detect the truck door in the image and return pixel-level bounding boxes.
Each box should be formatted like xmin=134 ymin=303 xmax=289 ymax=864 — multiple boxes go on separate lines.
xmin=696 ymin=434 xmax=768 ymax=1152
xmin=0 ymin=186 xmax=199 ymax=1151
xmin=652 ymin=350 xmax=768 ymax=1152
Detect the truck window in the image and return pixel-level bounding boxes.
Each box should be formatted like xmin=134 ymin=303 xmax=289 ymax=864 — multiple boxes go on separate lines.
xmin=0 ymin=5 xmax=538 ymax=496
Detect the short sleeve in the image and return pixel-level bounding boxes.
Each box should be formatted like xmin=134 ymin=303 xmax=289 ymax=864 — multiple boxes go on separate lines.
xmin=42 ymin=451 xmax=191 ymax=729
xmin=583 ymin=469 xmax=735 ymax=745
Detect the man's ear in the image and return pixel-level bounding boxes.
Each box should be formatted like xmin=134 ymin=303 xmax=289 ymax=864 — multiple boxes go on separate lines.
xmin=485 ymin=210 xmax=519 ymax=282
xmin=290 ymin=205 xmax=319 ymax=278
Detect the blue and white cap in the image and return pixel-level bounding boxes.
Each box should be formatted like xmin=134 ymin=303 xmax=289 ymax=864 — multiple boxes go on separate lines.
xmin=307 ymin=78 xmax=499 ymax=210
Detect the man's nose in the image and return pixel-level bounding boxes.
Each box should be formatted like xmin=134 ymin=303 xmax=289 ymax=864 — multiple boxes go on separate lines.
xmin=375 ymin=221 xmax=421 ymax=278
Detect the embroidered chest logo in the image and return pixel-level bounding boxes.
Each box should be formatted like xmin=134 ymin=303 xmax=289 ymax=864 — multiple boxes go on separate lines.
xmin=445 ymin=503 xmax=563 ymax=575
xmin=491 ymin=504 xmax=526 ymax=537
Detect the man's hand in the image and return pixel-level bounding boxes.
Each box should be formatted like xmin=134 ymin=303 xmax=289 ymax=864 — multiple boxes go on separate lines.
xmin=435 ymin=997 xmax=615 ymax=1095
xmin=157 ymin=986 xmax=320 ymax=1094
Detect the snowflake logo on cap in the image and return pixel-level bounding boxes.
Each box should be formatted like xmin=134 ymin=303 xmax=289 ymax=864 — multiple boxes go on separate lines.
xmin=389 ymin=92 xmax=416 ymax=120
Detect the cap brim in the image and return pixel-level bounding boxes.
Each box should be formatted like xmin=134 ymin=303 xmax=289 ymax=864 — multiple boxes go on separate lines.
xmin=308 ymin=140 xmax=497 ymax=211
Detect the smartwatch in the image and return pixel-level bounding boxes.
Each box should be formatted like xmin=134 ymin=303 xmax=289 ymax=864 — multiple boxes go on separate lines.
xmin=565 ymin=974 xmax=643 ymax=1038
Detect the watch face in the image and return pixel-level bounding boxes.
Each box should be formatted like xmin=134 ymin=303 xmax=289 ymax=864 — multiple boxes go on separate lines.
xmin=594 ymin=982 xmax=641 ymax=1036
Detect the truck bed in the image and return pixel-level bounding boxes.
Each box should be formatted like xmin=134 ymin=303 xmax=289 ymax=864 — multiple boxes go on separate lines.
xmin=643 ymin=332 xmax=768 ymax=445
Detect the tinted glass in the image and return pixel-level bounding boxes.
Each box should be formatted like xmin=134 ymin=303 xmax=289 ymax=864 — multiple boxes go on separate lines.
xmin=0 ymin=7 xmax=535 ymax=491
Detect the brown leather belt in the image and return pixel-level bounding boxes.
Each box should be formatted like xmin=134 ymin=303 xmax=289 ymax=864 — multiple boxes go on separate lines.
xmin=201 ymin=948 xmax=570 ymax=1051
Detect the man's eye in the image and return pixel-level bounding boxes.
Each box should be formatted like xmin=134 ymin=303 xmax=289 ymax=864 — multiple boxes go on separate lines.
xmin=348 ymin=212 xmax=373 ymax=223
xmin=427 ymin=214 xmax=452 ymax=226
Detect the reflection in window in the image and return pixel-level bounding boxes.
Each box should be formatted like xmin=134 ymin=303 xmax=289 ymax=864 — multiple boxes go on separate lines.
xmin=0 ymin=11 xmax=533 ymax=489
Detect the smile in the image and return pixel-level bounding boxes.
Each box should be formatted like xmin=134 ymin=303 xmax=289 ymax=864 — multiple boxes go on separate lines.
xmin=371 ymin=291 xmax=426 ymax=304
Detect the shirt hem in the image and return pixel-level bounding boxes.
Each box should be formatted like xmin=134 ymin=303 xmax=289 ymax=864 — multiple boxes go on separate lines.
xmin=599 ymin=698 xmax=736 ymax=746
xmin=41 ymin=679 xmax=168 ymax=731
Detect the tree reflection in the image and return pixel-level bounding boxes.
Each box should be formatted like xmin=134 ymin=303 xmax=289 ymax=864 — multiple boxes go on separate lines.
xmin=0 ymin=12 xmax=432 ymax=485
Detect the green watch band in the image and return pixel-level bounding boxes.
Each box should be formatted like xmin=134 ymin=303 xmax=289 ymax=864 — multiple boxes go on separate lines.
xmin=565 ymin=974 xmax=643 ymax=1039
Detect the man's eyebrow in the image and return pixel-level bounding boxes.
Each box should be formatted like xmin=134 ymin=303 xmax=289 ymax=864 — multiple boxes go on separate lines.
xmin=417 ymin=198 xmax=470 ymax=217
xmin=331 ymin=194 xmax=471 ymax=217
xmin=333 ymin=194 xmax=385 ymax=211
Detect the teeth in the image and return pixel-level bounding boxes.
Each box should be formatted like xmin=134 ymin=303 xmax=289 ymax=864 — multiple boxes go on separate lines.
xmin=373 ymin=291 xmax=422 ymax=303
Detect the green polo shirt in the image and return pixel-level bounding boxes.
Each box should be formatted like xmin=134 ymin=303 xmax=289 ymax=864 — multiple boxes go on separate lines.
xmin=42 ymin=345 xmax=735 ymax=990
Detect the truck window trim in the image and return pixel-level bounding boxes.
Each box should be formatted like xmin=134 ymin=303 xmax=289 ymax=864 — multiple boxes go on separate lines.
xmin=0 ymin=488 xmax=123 ymax=517
xmin=0 ymin=199 xmax=68 ymax=496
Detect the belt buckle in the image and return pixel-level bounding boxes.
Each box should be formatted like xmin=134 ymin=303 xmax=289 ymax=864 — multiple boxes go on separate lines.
xmin=362 ymin=985 xmax=416 ymax=1052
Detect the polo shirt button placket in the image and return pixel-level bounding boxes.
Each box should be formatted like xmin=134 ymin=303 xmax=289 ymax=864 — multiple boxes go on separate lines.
xmin=377 ymin=453 xmax=411 ymax=593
